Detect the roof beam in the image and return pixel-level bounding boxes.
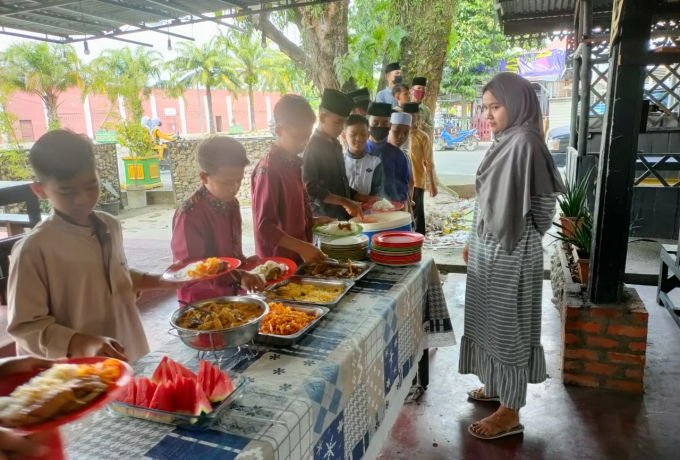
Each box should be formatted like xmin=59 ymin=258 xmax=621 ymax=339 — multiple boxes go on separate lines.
xmin=0 ymin=29 xmax=65 ymax=42
xmin=0 ymin=14 xmax=87 ymax=36
xmin=91 ymin=0 xmax=183 ymax=20
xmin=26 ymin=10 xmax=119 ymax=31
xmin=0 ymin=0 xmax=81 ymax=17
xmin=107 ymin=35 xmax=153 ymax=47
xmin=144 ymin=0 xmax=212 ymax=20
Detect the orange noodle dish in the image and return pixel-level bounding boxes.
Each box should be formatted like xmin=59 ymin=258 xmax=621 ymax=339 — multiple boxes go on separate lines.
xmin=0 ymin=359 xmax=124 ymax=428
xmin=183 ymin=257 xmax=227 ymax=279
xmin=260 ymin=302 xmax=319 ymax=336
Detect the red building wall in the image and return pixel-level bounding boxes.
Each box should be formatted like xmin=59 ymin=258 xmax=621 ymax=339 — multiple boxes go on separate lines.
xmin=4 ymin=88 xmax=281 ymax=141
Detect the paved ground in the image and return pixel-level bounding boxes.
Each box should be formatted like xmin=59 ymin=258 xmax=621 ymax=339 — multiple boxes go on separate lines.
xmin=379 ymin=276 xmax=680 ymax=460
xmin=433 ymin=142 xmax=490 ymax=187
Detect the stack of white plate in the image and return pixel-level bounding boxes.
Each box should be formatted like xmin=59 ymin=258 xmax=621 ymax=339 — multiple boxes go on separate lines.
xmin=319 ymin=234 xmax=369 ymax=260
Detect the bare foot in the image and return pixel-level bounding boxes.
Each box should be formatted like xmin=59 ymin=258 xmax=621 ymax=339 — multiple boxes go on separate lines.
xmin=470 ymin=407 xmax=520 ymax=437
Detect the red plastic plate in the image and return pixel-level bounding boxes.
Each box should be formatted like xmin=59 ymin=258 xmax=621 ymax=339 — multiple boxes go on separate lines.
xmin=372 ymin=232 xmax=425 ymax=248
xmin=241 ymin=257 xmax=297 ymax=286
xmin=162 ymin=257 xmax=241 ymax=283
xmin=0 ymin=357 xmax=133 ymax=435
xmin=361 ymin=201 xmax=405 ymax=213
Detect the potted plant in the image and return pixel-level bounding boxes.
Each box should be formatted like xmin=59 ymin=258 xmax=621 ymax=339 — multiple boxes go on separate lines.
xmin=558 ymin=168 xmax=592 ymax=238
xmin=98 ymin=180 xmax=120 ymax=216
xmin=555 ymin=212 xmax=593 ymax=284
xmin=114 ymin=120 xmax=159 ymax=209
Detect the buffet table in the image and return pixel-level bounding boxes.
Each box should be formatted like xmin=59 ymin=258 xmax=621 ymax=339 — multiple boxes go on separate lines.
xmin=63 ymin=258 xmax=455 ymax=460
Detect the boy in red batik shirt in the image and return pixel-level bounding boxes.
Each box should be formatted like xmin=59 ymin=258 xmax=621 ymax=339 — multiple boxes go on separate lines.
xmin=171 ymin=137 xmax=264 ymax=303
xmin=251 ymin=95 xmax=333 ymax=264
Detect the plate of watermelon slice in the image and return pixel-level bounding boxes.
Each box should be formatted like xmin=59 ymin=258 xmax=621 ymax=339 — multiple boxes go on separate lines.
xmin=108 ymin=356 xmax=247 ymax=429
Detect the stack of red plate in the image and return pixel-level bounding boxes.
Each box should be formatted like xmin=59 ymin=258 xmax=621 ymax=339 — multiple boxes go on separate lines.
xmin=370 ymin=231 xmax=424 ymax=266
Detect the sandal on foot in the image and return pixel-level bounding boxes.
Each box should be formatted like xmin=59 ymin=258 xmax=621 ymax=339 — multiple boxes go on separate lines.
xmin=467 ymin=387 xmax=500 ymax=402
xmin=468 ymin=415 xmax=524 ymax=440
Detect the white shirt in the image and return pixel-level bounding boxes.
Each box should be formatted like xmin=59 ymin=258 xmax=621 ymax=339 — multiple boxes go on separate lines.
xmin=344 ymin=151 xmax=384 ymax=196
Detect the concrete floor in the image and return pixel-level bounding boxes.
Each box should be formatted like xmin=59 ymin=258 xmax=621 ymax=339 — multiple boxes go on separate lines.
xmin=380 ymin=276 xmax=680 ymax=460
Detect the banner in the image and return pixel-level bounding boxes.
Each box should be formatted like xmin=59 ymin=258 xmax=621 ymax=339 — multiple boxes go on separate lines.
xmin=499 ymin=49 xmax=566 ymax=79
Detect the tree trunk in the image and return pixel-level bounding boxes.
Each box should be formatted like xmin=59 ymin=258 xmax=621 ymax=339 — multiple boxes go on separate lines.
xmin=205 ymin=85 xmax=215 ymax=134
xmin=255 ymin=1 xmax=351 ymax=92
xmin=248 ymin=85 xmax=256 ymax=132
xmin=43 ymin=93 xmax=61 ymax=131
xmin=392 ymin=0 xmax=456 ymax=117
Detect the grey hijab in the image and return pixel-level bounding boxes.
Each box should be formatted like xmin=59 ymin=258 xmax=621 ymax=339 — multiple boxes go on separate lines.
xmin=476 ymin=72 xmax=565 ymax=254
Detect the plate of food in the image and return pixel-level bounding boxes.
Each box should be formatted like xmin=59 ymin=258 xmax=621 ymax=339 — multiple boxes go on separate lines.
xmin=162 ymin=257 xmax=241 ymax=283
xmin=0 ymin=357 xmax=132 ymax=434
xmin=264 ymin=276 xmax=354 ymax=307
xmin=362 ymin=198 xmax=405 ymax=212
xmin=241 ymin=257 xmax=297 ymax=286
xmin=257 ymin=302 xmax=328 ymax=346
xmin=312 ymin=221 xmax=363 ymax=239
xmin=296 ymin=260 xmax=374 ymax=280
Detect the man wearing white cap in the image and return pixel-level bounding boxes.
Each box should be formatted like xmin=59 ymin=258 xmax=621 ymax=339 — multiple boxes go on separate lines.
xmin=367 ymin=110 xmax=412 ymax=210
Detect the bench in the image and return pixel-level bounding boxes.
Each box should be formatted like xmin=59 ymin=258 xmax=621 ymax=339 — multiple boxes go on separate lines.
xmin=0 ymin=213 xmax=48 ymax=236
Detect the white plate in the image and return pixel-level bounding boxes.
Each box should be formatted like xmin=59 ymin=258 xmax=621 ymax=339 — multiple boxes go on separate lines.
xmin=320 ymin=234 xmax=369 ymax=247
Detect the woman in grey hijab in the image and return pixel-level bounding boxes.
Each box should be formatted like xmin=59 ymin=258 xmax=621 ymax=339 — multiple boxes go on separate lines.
xmin=459 ymin=72 xmax=565 ymax=440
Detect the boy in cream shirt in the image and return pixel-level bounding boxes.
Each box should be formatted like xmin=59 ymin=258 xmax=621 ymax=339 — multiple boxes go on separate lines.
xmin=7 ymin=130 xmax=176 ymax=362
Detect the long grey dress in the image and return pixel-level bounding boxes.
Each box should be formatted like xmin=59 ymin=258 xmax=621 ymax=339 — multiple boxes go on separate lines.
xmin=458 ymin=194 xmax=555 ymax=409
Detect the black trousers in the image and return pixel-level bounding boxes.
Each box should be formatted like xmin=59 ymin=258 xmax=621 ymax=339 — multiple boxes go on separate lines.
xmin=413 ymin=187 xmax=426 ymax=235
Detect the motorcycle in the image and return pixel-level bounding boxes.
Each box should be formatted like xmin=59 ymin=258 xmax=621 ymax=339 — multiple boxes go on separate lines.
xmin=435 ymin=123 xmax=479 ymax=151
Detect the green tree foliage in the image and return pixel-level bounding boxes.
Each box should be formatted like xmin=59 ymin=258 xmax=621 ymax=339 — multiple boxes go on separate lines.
xmin=0 ymin=42 xmax=82 ymax=131
xmin=334 ymin=0 xmax=406 ymax=91
xmin=221 ymin=28 xmax=302 ymax=131
xmin=164 ymin=38 xmax=242 ymax=134
xmin=441 ymin=0 xmax=511 ymax=100
xmin=85 ymin=47 xmax=162 ymax=122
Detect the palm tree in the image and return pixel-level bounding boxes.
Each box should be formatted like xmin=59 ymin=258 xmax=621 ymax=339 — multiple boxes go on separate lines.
xmin=84 ymin=47 xmax=162 ymax=122
xmin=221 ymin=30 xmax=297 ymax=131
xmin=0 ymin=42 xmax=82 ymax=130
xmin=164 ymin=38 xmax=241 ymax=134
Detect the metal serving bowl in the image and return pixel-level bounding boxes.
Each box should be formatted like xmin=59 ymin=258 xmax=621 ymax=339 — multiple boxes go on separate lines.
xmin=169 ymin=296 xmax=269 ymax=351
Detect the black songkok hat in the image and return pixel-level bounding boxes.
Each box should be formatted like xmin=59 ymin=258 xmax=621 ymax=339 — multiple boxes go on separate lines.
xmin=403 ymin=102 xmax=420 ymax=114
xmin=384 ymin=62 xmax=400 ymax=74
xmin=412 ymin=77 xmax=427 ymax=86
xmin=367 ymin=102 xmax=393 ymax=118
xmin=320 ymin=88 xmax=354 ymax=117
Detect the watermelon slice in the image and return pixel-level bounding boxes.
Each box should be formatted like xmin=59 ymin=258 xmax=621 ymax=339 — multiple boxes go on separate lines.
xmin=208 ymin=364 xmax=235 ymax=403
xmin=112 ymin=380 xmax=137 ymax=415
xmin=150 ymin=356 xmax=169 ymax=385
xmin=147 ymin=381 xmax=176 ymax=423
xmin=167 ymin=360 xmax=197 ymax=381
xmin=174 ymin=376 xmax=196 ymax=415
xmin=136 ymin=378 xmax=156 ymax=408
xmin=198 ymin=360 xmax=213 ymax=397
xmin=194 ymin=380 xmax=213 ymax=414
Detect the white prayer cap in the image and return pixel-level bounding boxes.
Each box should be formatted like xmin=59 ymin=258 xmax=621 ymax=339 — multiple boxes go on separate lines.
xmin=390 ymin=112 xmax=412 ymax=126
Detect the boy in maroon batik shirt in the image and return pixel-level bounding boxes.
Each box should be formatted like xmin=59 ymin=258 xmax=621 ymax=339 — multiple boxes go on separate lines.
xmin=171 ymin=137 xmax=264 ymax=304
xmin=251 ymin=95 xmax=333 ymax=264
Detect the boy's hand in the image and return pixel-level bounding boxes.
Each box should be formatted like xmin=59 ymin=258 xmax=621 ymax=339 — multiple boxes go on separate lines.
xmin=429 ymin=183 xmax=438 ymax=198
xmin=0 ymin=356 xmax=53 ymax=377
xmin=367 ymin=196 xmax=382 ymax=204
xmin=240 ymin=272 xmax=265 ymax=292
xmin=244 ymin=255 xmax=262 ymax=267
xmin=298 ymin=242 xmax=327 ymax=264
xmin=0 ymin=428 xmax=48 ymax=460
xmin=68 ymin=334 xmax=128 ymax=362
xmin=313 ymin=216 xmax=336 ymax=226
xmin=342 ymin=199 xmax=364 ymax=220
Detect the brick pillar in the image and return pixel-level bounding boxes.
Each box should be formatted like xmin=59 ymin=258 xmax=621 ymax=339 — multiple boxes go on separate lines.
xmin=561 ymin=287 xmax=648 ymax=392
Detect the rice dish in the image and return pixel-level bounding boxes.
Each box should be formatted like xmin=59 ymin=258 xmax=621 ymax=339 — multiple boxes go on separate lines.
xmin=175 ymin=258 xmax=226 ymax=280
xmin=249 ymin=260 xmax=288 ymax=282
xmin=372 ymin=199 xmax=395 ymax=211
xmin=317 ymin=221 xmax=358 ymax=236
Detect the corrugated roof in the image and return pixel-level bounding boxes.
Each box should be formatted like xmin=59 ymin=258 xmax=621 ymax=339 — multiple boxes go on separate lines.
xmin=496 ymin=0 xmax=614 ymax=36
xmin=0 ymin=0 xmax=335 ymax=44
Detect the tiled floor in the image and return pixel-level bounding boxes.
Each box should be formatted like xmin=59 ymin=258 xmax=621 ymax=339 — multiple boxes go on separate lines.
xmin=379 ymin=276 xmax=680 ymax=460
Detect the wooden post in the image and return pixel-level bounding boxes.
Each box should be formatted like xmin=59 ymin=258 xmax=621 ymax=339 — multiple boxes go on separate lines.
xmin=589 ymin=0 xmax=652 ymax=303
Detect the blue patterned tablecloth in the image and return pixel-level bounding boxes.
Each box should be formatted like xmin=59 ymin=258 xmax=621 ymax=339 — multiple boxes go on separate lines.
xmin=63 ymin=257 xmax=455 ymax=460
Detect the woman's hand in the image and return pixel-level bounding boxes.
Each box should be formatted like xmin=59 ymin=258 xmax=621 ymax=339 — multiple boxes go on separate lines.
xmin=463 ymin=244 xmax=470 ymax=265
xmin=298 ymin=242 xmax=327 ymax=264
xmin=240 ymin=272 xmax=265 ymax=292
xmin=68 ymin=334 xmax=128 ymax=362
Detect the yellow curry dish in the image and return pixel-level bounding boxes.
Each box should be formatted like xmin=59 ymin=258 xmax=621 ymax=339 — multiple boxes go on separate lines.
xmin=177 ymin=302 xmax=264 ymax=331
xmin=264 ymin=283 xmax=343 ymax=303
